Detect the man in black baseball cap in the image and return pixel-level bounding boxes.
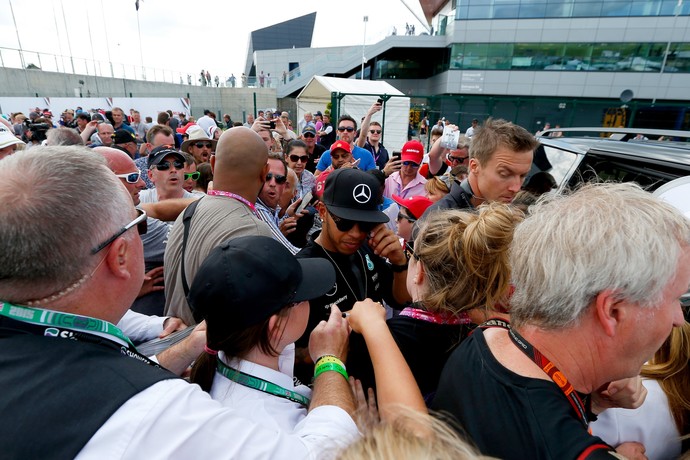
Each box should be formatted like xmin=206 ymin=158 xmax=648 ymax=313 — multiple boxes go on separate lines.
xmin=112 ymin=129 xmax=138 ymax=159
xmin=140 ymin=146 xmax=195 ymax=204
xmin=294 ymin=168 xmax=411 ymax=380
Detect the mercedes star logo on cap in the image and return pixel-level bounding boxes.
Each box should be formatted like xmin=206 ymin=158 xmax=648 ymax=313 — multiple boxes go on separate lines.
xmin=353 ymin=184 xmax=372 ymax=204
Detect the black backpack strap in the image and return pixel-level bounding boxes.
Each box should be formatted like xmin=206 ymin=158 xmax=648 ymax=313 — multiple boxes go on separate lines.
xmin=180 ymin=198 xmax=202 ymax=298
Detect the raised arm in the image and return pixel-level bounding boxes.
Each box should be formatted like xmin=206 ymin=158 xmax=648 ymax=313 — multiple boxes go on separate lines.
xmin=308 ymin=305 xmax=356 ymax=416
xmin=356 ymin=101 xmax=382 ymax=148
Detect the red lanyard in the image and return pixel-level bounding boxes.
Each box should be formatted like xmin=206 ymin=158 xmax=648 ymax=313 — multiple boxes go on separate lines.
xmin=207 ymin=190 xmax=257 ymax=215
xmin=399 ymin=306 xmax=471 ymax=325
xmin=508 ymin=327 xmax=590 ymax=427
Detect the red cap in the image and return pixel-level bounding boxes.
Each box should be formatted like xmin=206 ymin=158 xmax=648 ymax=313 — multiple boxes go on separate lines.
xmin=401 ymin=140 xmax=424 ymax=164
xmin=314 ymin=168 xmax=333 ymax=198
xmin=392 ymin=195 xmax=434 ymax=220
xmin=330 ymin=140 xmax=351 ymax=154
xmin=176 ymin=123 xmax=197 ymax=134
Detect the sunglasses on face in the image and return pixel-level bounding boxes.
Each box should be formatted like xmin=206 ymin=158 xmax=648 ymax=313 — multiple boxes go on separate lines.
xmin=289 ymin=154 xmax=309 ymax=163
xmin=369 ymin=129 xmax=381 ymax=134
xmin=337 ymin=126 xmax=355 ymax=132
xmin=184 ymin=171 xmax=201 ymax=180
xmin=194 ymin=142 xmax=213 ymax=149
xmin=328 ymin=209 xmax=378 ymax=233
xmin=115 ymin=171 xmax=141 ymax=184
xmin=91 ymin=209 xmax=148 ymax=254
xmin=448 ymin=153 xmax=469 ymax=163
xmin=302 ymin=133 xmax=315 ymax=138
xmin=397 ymin=212 xmax=417 ymax=223
xmin=152 ymin=161 xmax=184 ymax=171
xmin=266 ymin=172 xmax=287 ymax=184
xmin=402 ymin=161 xmax=420 ymax=168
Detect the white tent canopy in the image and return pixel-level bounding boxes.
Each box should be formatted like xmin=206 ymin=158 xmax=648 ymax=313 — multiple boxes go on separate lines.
xmin=296 ymin=76 xmax=410 ymax=151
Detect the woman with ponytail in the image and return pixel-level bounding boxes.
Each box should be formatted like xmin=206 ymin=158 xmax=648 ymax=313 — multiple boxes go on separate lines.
xmin=347 ymin=203 xmax=523 ymax=403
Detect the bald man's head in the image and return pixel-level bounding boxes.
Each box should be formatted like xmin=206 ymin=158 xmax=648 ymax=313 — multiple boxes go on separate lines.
xmin=94 ymin=146 xmax=146 ymax=205
xmin=212 ymin=127 xmax=269 ymax=194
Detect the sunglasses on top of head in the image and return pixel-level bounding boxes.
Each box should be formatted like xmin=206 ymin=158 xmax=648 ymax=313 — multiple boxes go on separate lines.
xmin=266 ymin=172 xmax=287 ymax=184
xmin=152 ymin=161 xmax=185 ymax=171
xmin=328 ymin=209 xmax=378 ymax=233
xmin=115 ymin=171 xmax=141 ymax=184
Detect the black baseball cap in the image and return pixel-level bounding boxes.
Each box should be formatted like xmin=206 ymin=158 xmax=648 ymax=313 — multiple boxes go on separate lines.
xmin=322 ymin=168 xmax=389 ymax=224
xmin=187 ymin=236 xmax=336 ymax=327
xmin=112 ymin=129 xmax=136 ymax=145
xmin=147 ymin=145 xmax=185 ymax=168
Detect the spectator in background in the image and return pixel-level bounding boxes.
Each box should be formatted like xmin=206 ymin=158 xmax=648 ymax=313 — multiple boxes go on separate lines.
xmin=384 ymin=140 xmax=427 ymax=200
xmin=0 ymin=124 xmax=25 ymax=160
xmin=139 ymin=146 xmax=196 ymax=204
xmin=314 ymin=115 xmax=376 ymax=175
xmin=318 ymin=113 xmax=336 ymax=149
xmin=465 ymin=118 xmax=479 ymax=138
xmin=45 ymin=127 xmax=84 ymax=146
xmin=111 ymin=107 xmax=135 ymax=135
xmin=130 ymin=110 xmax=148 ymax=143
xmin=112 ymin=130 xmax=139 ymax=158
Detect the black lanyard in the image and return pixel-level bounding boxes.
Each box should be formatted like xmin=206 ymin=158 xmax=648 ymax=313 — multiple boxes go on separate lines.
xmin=508 ymin=327 xmax=590 ymax=427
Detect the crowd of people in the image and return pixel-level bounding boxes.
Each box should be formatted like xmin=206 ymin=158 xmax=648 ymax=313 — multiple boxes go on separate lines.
xmin=1 ymin=101 xmax=689 ymax=459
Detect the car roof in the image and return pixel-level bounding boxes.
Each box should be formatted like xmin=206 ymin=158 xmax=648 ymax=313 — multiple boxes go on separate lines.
xmin=538 ymin=128 xmax=690 ymax=170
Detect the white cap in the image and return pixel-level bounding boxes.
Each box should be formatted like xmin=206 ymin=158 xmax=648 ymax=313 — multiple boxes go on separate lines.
xmin=0 ymin=124 xmax=25 ymax=149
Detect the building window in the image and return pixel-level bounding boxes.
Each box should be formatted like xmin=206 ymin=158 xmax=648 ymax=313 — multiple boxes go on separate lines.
xmin=455 ymin=0 xmax=689 ymax=19
xmin=448 ymin=42 xmax=690 ymax=73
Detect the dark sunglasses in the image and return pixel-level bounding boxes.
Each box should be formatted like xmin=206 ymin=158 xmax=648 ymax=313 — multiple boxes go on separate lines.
xmin=302 ymin=132 xmax=316 ymax=138
xmin=115 ymin=171 xmax=141 ymax=184
xmin=369 ymin=129 xmax=381 ymax=134
xmin=91 ymin=209 xmax=148 ymax=254
xmin=266 ymin=172 xmax=287 ymax=184
xmin=184 ymin=172 xmax=201 ymax=180
xmin=289 ymin=154 xmax=309 ymax=163
xmin=194 ymin=142 xmax=213 ymax=149
xmin=397 ymin=212 xmax=417 ymax=223
xmin=337 ymin=126 xmax=355 ymax=132
xmin=448 ymin=153 xmax=469 ymax=163
xmin=402 ymin=161 xmax=420 ymax=168
xmin=152 ymin=161 xmax=184 ymax=171
xmin=328 ymin=209 xmax=378 ymax=233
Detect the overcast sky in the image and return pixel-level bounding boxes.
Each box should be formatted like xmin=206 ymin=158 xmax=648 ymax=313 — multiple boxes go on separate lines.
xmin=0 ymin=0 xmax=426 ymax=81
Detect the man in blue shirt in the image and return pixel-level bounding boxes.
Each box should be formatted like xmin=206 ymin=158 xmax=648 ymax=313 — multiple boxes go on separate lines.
xmin=315 ymin=115 xmax=376 ymax=175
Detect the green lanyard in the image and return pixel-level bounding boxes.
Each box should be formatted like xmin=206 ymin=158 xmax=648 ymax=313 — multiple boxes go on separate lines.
xmin=0 ymin=301 xmax=134 ymax=348
xmin=216 ymin=359 xmax=311 ymax=407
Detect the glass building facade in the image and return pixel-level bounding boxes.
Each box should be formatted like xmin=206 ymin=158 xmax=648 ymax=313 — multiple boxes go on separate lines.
xmin=450 ymin=42 xmax=690 ymax=72
xmin=455 ymin=0 xmax=690 ymax=20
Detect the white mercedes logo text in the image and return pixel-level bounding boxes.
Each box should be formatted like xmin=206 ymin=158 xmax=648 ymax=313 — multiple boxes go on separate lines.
xmin=353 ymin=184 xmax=372 ymax=204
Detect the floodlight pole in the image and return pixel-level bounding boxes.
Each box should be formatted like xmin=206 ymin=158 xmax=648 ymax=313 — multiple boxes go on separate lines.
xmin=361 ymin=16 xmax=368 ymax=80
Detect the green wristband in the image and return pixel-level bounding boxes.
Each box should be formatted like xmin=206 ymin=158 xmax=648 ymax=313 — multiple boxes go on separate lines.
xmin=313 ymin=361 xmax=349 ymax=381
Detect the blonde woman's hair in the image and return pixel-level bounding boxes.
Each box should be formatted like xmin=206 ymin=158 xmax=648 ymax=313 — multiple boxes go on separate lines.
xmin=424 ymin=176 xmax=450 ymax=196
xmin=414 ymin=203 xmax=523 ymax=314
xmin=641 ymin=322 xmax=690 ymax=437
xmin=337 ymin=409 xmax=492 ymax=460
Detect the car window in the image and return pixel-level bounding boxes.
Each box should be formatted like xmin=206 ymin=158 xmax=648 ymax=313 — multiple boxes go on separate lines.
xmin=528 ymin=144 xmax=580 ymax=189
xmin=570 ymin=153 xmax=687 ymax=191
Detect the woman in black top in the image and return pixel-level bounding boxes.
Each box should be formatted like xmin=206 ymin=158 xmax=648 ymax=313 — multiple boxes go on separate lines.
xmin=347 ymin=203 xmax=522 ymax=403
